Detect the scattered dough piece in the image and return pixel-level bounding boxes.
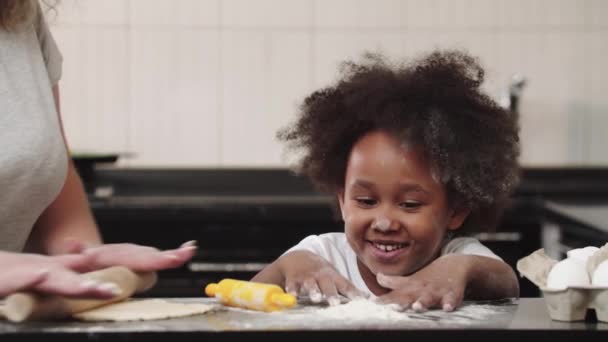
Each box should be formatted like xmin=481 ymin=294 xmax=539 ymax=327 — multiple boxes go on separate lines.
xmin=73 ymin=299 xmax=215 ymax=322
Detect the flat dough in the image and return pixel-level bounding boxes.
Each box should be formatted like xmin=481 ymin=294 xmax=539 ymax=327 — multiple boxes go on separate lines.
xmin=73 ymin=299 xmax=215 ymax=322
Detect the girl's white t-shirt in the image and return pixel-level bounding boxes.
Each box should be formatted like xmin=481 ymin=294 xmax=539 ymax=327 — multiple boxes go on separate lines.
xmin=285 ymin=233 xmax=501 ymax=296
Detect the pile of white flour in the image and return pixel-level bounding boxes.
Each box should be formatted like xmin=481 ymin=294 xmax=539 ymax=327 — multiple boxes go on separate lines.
xmin=314 ymin=298 xmax=409 ymax=321
xmin=282 ymin=298 xmax=508 ymax=325
xmin=227 ymin=298 xmax=513 ymax=329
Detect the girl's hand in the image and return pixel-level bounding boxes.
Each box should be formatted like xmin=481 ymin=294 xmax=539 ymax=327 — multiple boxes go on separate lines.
xmin=61 ymin=239 xmax=198 ymax=273
xmin=0 ymin=251 xmax=121 ymax=298
xmin=375 ymin=254 xmax=471 ymax=312
xmin=280 ymin=251 xmax=367 ymax=305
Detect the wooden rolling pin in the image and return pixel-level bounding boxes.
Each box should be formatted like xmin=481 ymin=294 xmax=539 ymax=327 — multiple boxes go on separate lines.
xmin=3 ymin=266 xmax=157 ymax=322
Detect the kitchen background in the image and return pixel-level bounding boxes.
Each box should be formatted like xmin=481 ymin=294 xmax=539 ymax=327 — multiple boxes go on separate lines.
xmin=46 ymin=0 xmax=608 ymax=167
xmin=40 ymin=0 xmax=608 ymax=298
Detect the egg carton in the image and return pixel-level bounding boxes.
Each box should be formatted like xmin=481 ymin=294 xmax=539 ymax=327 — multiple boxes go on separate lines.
xmin=516 ymin=244 xmax=608 ymax=322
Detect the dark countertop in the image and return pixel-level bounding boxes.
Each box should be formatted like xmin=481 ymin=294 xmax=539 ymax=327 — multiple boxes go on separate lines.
xmin=0 ymin=298 xmax=606 ymax=341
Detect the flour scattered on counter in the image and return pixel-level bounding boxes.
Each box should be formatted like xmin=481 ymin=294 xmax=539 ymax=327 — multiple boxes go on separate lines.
xmin=226 ymin=298 xmax=516 ymax=329
xmin=315 ymin=298 xmax=409 ymax=321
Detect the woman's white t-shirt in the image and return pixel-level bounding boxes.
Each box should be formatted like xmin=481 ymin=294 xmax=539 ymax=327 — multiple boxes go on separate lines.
xmin=0 ymin=4 xmax=67 ymax=251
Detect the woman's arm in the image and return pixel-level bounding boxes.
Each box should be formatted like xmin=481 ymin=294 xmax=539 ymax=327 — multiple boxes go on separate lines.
xmin=0 ymin=251 xmax=119 ymax=298
xmin=24 ymin=85 xmax=197 ymax=272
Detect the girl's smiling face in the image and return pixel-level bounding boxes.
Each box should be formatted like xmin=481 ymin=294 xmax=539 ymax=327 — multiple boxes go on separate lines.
xmin=338 ymin=131 xmax=469 ymax=294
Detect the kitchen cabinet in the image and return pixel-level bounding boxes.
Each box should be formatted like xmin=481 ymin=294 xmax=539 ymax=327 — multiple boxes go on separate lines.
xmin=79 ymin=167 xmax=608 ymax=298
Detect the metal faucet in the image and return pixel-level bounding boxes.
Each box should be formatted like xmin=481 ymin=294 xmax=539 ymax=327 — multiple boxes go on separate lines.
xmin=508 ymin=74 xmax=527 ymax=116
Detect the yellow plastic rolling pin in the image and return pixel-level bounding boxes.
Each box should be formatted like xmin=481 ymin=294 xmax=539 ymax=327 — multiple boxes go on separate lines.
xmin=205 ymin=279 xmax=296 ymax=312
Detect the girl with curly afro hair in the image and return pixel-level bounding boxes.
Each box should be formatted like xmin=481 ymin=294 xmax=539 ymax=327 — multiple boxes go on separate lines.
xmin=253 ymin=50 xmax=520 ymax=312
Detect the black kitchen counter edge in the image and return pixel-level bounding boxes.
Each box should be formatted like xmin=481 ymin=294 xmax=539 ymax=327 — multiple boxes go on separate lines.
xmin=1 ymin=330 xmax=605 ymax=342
xmin=80 ymin=167 xmax=608 ymax=236
xmin=83 ymin=166 xmax=608 ymax=201
xmin=1 ymin=298 xmax=607 ymax=341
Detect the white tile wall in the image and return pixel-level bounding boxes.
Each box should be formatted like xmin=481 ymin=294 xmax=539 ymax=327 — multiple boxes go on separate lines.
xmin=49 ymin=0 xmax=128 ymax=25
xmin=220 ymin=31 xmax=268 ymax=165
xmin=222 ymin=0 xmax=312 ymax=28
xmin=315 ymin=0 xmax=407 ymax=28
xmin=588 ymin=31 xmax=608 ymax=164
xmin=314 ymin=32 xmax=407 ymax=88
xmin=47 ymin=0 xmax=608 ymax=167
xmin=51 ymin=26 xmax=130 ymax=154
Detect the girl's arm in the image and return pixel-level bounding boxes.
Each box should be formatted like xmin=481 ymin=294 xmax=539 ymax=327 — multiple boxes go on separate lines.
xmin=253 ymin=250 xmax=365 ymax=303
xmin=376 ymin=254 xmax=519 ymax=311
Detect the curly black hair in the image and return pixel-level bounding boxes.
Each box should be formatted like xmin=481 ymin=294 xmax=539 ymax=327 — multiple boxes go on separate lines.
xmin=278 ymin=50 xmax=520 ymax=232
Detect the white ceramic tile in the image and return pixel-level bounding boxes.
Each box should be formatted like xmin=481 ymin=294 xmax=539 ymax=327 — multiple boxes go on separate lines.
xmin=538 ymin=0 xmax=587 ymax=27
xmin=130 ymin=0 xmax=176 ymax=26
xmin=409 ymin=0 xmax=497 ymax=28
xmin=51 ymin=27 xmax=130 ymax=154
xmin=222 ymin=0 xmax=312 ymax=27
xmin=492 ymin=32 xmax=571 ymax=165
xmin=496 ymin=0 xmax=547 ymax=28
xmin=588 ymin=0 xmax=608 ymax=27
xmin=517 ymin=99 xmax=572 ymax=166
xmin=48 ymin=0 xmax=608 ymax=167
xmin=405 ymin=0 xmax=447 ymax=27
xmin=402 ymin=31 xmax=451 ymax=59
xmin=313 ymin=0 xmax=358 ymax=27
xmin=495 ymin=0 xmax=527 ymax=28
xmin=540 ymin=33 xmax=587 ymax=101
xmin=220 ymin=32 xmax=268 ymax=165
xmin=128 ymin=30 xmax=176 ymax=165
xmin=314 ymin=0 xmax=406 ymax=28
xmin=266 ymin=32 xmax=313 ymax=166
xmin=175 ymin=0 xmax=220 ymax=26
xmin=129 ymin=30 xmax=221 ymax=166
xmin=168 ymin=30 xmax=222 ymax=166
xmin=220 ymin=31 xmax=313 ymax=166
xmin=462 ymin=0 xmax=499 ymax=28
xmin=421 ymin=32 xmax=500 ymax=95
xmin=50 ymin=0 xmax=128 ymax=26
xmin=534 ymin=37 xmax=585 ymax=164
xmin=314 ymin=32 xmax=407 ymax=88
xmin=493 ymin=32 xmax=539 ymax=89
xmin=491 ymin=32 xmax=536 ymax=109
xmin=517 ymin=32 xmax=587 ymax=165
xmin=587 ymin=32 xmax=608 ymax=164
xmin=405 ymin=0 xmax=498 ymax=28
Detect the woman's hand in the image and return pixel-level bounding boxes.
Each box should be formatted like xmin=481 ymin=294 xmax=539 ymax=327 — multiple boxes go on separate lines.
xmin=278 ymin=251 xmax=367 ymax=305
xmin=375 ymin=254 xmax=471 ymax=312
xmin=60 ymin=239 xmax=198 ymax=273
xmin=0 ymin=251 xmax=121 ymax=298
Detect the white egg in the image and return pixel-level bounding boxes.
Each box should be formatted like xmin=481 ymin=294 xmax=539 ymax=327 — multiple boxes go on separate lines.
xmin=592 ymin=259 xmax=608 ymax=286
xmin=546 ymin=258 xmax=590 ymax=290
xmin=566 ymin=246 xmax=599 ymax=264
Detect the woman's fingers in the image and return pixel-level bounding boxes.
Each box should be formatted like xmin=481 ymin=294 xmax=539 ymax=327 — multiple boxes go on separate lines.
xmin=34 ymin=267 xmax=121 ymax=298
xmin=75 ymin=241 xmax=198 ymax=272
xmin=0 ymin=268 xmax=48 ymax=297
